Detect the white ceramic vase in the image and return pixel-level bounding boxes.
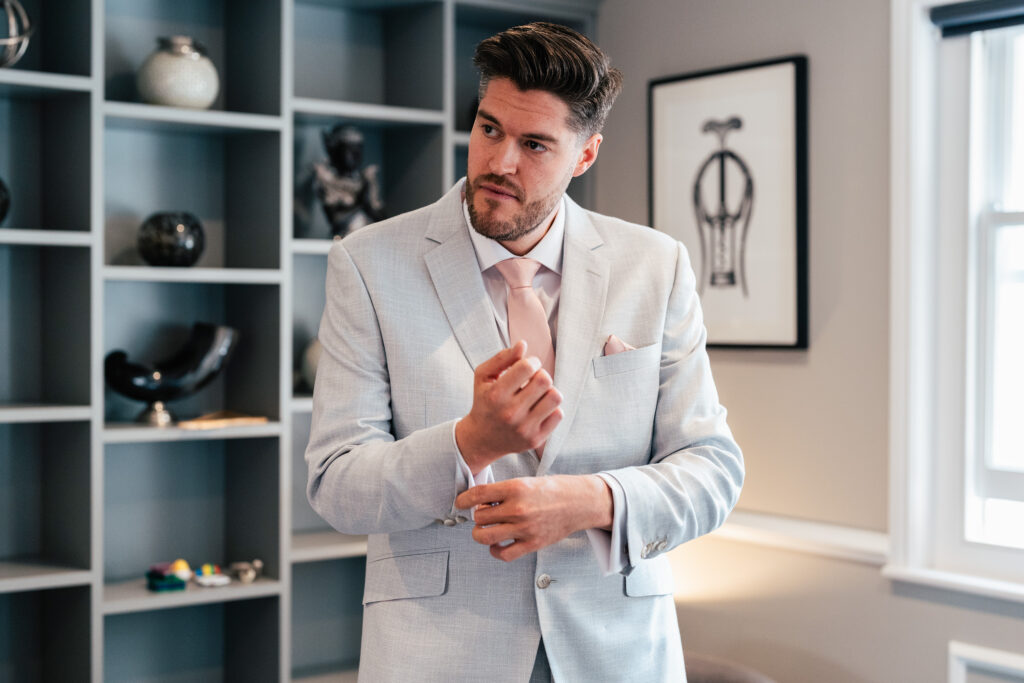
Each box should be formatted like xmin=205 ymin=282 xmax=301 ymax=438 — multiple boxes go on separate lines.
xmin=137 ymin=36 xmax=219 ymax=109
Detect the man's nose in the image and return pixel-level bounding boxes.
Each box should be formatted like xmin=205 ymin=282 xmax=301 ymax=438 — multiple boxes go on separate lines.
xmin=488 ymin=139 xmax=518 ymax=176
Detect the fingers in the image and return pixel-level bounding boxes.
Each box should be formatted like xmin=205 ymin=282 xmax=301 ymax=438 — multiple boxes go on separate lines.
xmin=493 ymin=356 xmax=544 ymax=398
xmin=471 ymin=522 xmax=517 ymax=547
xmin=474 ymin=341 xmax=526 ymax=381
xmin=454 ymin=481 xmax=507 ymax=510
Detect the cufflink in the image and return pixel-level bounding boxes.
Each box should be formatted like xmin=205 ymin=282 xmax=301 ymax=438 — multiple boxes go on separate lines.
xmin=442 ymin=518 xmax=456 ymax=526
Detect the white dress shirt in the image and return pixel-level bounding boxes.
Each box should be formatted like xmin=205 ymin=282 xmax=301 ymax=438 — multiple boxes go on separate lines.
xmin=453 ymin=190 xmax=628 ymax=575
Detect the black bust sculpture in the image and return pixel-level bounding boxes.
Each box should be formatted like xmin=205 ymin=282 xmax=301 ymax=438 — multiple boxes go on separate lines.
xmin=312 ymin=124 xmax=386 ymax=238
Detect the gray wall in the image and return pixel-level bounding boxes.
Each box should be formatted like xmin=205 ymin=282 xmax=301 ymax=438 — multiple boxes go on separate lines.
xmin=596 ymin=0 xmax=891 ymax=531
xmin=594 ymin=1 xmax=1024 ymax=681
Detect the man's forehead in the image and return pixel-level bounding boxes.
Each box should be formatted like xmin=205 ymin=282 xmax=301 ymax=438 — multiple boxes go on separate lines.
xmin=478 ymin=79 xmax=574 ymax=137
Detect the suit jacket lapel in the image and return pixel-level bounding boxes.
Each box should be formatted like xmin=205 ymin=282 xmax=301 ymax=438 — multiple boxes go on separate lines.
xmin=539 ymin=197 xmax=608 ymax=475
xmin=424 ymin=185 xmax=505 ymax=372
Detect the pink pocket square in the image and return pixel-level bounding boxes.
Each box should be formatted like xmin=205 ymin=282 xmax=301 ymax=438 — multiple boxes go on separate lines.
xmin=603 ymin=334 xmax=636 ymax=356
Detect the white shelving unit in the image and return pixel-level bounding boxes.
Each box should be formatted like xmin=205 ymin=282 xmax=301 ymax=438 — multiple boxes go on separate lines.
xmin=0 ymin=0 xmax=597 ymax=680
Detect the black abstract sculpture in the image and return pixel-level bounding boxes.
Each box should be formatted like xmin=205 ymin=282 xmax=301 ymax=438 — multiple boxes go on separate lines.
xmin=104 ymin=323 xmax=239 ymax=425
xmin=693 ymin=117 xmax=754 ymax=297
xmin=0 ymin=175 xmax=9 ymax=226
xmin=137 ymin=211 xmax=205 ymax=267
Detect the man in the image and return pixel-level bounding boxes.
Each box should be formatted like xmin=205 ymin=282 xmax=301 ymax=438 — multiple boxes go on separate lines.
xmin=306 ymin=22 xmax=743 ymax=682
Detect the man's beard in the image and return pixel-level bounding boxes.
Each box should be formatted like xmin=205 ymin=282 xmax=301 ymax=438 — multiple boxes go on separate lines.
xmin=466 ymin=174 xmax=557 ymax=242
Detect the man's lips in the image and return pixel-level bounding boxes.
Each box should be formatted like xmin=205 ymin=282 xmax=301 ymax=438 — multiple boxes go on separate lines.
xmin=479 ymin=183 xmax=521 ymax=201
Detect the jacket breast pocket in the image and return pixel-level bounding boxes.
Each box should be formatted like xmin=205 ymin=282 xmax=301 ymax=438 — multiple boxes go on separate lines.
xmin=363 ymin=549 xmax=449 ymax=605
xmin=592 ymin=342 xmax=660 ymax=378
xmin=623 ymin=556 xmax=674 ymax=597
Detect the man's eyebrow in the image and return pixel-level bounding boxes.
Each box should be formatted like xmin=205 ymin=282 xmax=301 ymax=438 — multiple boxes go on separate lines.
xmin=476 ymin=108 xmax=560 ymax=144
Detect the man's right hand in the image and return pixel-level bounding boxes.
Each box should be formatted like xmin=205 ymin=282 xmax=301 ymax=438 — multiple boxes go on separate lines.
xmin=455 ymin=341 xmax=563 ymax=475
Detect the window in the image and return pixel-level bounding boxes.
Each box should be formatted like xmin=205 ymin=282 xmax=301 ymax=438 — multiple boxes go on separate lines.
xmin=888 ymin=0 xmax=1024 ymax=601
xmin=967 ymin=25 xmax=1024 ymax=551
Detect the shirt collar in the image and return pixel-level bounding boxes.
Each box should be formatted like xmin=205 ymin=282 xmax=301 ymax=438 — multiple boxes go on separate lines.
xmin=462 ymin=186 xmax=565 ymax=276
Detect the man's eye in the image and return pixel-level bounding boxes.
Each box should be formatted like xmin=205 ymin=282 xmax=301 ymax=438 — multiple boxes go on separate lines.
xmin=526 ymin=140 xmax=547 ymax=152
xmin=482 ymin=124 xmax=497 ymax=136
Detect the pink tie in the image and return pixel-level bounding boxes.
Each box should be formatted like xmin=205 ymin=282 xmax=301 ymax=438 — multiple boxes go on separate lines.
xmin=495 ymin=258 xmax=554 ymax=458
xmin=495 ymin=258 xmax=555 ymax=381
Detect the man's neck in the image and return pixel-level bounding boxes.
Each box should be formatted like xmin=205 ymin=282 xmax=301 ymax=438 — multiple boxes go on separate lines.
xmin=499 ymin=202 xmax=561 ymax=256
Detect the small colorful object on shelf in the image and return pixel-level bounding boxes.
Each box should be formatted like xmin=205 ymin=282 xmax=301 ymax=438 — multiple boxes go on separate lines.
xmin=146 ymin=559 xmax=191 ymax=592
xmin=193 ymin=562 xmax=231 ymax=587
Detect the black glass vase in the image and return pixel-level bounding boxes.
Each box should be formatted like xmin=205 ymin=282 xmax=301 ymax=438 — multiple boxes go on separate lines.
xmin=0 ymin=175 xmax=9 ymax=226
xmin=137 ymin=211 xmax=205 ymax=267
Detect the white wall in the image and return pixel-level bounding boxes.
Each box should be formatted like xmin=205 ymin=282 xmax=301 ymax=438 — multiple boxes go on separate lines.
xmin=593 ymin=1 xmax=1024 ymax=681
xmin=595 ymin=0 xmax=891 ymax=531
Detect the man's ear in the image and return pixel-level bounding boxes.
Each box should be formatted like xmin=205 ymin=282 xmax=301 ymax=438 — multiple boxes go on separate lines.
xmin=572 ymin=133 xmax=602 ymax=177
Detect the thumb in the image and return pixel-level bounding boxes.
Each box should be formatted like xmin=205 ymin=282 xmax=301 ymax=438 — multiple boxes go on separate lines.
xmin=476 ymin=340 xmax=527 ymax=380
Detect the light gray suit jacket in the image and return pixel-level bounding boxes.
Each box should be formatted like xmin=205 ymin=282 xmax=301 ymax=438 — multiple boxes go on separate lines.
xmin=306 ymin=182 xmax=744 ymax=682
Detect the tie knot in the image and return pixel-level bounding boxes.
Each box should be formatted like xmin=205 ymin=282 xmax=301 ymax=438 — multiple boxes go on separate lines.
xmin=495 ymin=255 xmax=544 ymax=288
xmin=495 ymin=258 xmax=542 ymax=289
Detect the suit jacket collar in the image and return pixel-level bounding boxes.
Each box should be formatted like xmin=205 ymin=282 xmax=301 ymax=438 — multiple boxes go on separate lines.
xmin=424 ymin=183 xmax=609 ymax=472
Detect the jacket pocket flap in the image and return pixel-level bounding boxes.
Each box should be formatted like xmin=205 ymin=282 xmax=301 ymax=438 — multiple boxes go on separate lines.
xmin=363 ymin=549 xmax=449 ymax=605
xmin=624 ymin=557 xmax=674 ymax=597
xmin=592 ymin=343 xmax=660 ymax=378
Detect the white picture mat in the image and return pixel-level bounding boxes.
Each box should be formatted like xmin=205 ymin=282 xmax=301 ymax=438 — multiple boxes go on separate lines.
xmin=652 ymin=62 xmax=798 ymax=345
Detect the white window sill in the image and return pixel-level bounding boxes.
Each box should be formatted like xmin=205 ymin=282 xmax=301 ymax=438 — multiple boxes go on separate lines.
xmin=883 ymin=564 xmax=1024 ymax=605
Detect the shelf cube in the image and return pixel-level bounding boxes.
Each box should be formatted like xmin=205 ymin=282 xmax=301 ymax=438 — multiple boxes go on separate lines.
xmin=0 ymin=586 xmax=91 ymax=681
xmin=104 ymin=597 xmax=279 ymax=681
xmin=0 ymin=245 xmax=90 ymax=406
xmin=104 ymin=0 xmax=282 ymax=116
xmin=291 ymin=558 xmax=363 ymax=680
xmin=104 ymin=123 xmax=281 ymax=270
xmin=293 ymin=0 xmax=443 ymax=111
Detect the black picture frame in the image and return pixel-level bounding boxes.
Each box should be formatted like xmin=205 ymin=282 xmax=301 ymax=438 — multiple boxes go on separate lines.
xmin=649 ymin=55 xmax=808 ymax=350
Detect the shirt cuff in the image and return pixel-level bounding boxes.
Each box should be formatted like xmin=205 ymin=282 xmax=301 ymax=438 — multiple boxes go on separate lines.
xmin=586 ymin=473 xmax=629 ymax=576
xmin=452 ymin=421 xmax=495 ymax=490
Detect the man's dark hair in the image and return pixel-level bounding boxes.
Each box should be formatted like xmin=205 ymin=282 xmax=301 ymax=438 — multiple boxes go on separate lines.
xmin=474 ymin=22 xmax=623 ymax=139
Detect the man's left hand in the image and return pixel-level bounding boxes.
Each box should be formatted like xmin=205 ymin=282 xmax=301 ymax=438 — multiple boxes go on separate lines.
xmin=454 ymin=475 xmax=613 ymax=562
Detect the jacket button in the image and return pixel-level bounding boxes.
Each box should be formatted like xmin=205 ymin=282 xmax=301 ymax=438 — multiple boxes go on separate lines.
xmin=455 ymin=515 xmax=469 ymax=523
xmin=655 ymin=540 xmax=668 ymax=552
xmin=536 ymin=574 xmax=552 ymax=589
xmin=640 ymin=543 xmax=652 ymax=559
xmin=442 ymin=518 xmax=456 ymax=526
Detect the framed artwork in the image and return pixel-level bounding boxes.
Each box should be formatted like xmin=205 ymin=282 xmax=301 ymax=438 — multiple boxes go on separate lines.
xmin=649 ymin=55 xmax=808 ymax=349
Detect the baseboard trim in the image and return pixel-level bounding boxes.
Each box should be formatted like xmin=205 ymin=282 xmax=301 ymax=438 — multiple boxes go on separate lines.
xmin=713 ymin=510 xmax=889 ymax=566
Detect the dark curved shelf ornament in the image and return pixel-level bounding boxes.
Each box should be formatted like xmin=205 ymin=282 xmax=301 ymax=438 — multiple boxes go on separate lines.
xmin=104 ymin=322 xmax=240 ymax=425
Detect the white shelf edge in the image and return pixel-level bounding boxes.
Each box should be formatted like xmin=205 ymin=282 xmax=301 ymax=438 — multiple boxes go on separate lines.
xmin=102 ymin=577 xmax=282 ymax=615
xmin=292 ymin=98 xmax=446 ymax=126
xmin=713 ymin=510 xmax=889 ymax=566
xmin=0 ymin=404 xmax=93 ymax=424
xmin=103 ymin=101 xmax=283 ymax=132
xmin=0 ymin=561 xmax=92 ymax=594
xmin=103 ymin=421 xmax=283 ymax=443
xmin=0 ymin=69 xmax=93 ymax=93
xmin=291 ymin=396 xmax=315 ymax=413
xmin=291 ymin=531 xmax=367 ymax=563
xmin=102 ymin=265 xmax=282 ymax=284
xmin=292 ymin=668 xmax=360 ymax=683
xmin=452 ymin=131 xmax=472 ymax=146
xmin=292 ymin=239 xmax=338 ymax=255
xmin=0 ymin=229 xmax=93 ymax=247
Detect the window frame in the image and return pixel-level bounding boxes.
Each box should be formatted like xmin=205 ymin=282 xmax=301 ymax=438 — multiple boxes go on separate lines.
xmin=886 ymin=0 xmax=1024 ymax=602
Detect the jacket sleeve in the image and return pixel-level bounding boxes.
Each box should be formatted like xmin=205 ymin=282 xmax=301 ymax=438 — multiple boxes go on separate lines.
xmin=600 ymin=240 xmax=745 ymax=571
xmin=305 ymin=241 xmax=466 ymax=535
